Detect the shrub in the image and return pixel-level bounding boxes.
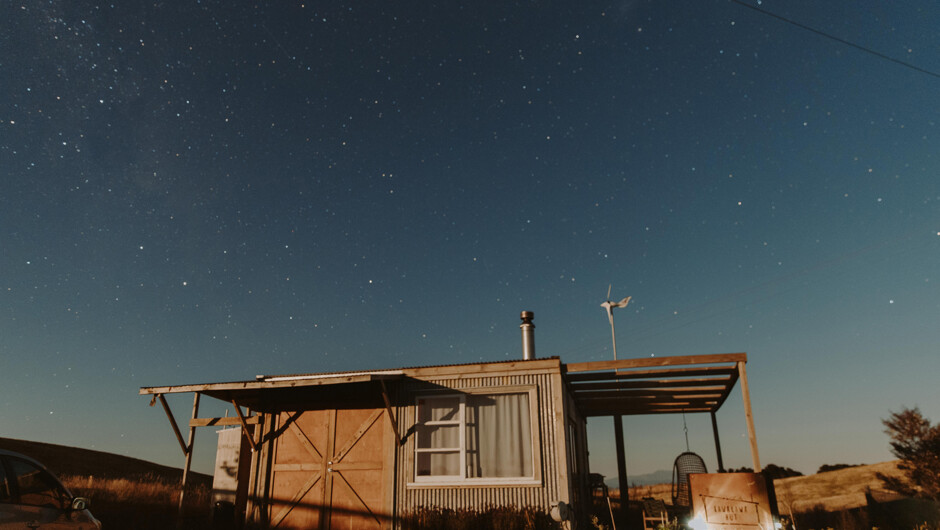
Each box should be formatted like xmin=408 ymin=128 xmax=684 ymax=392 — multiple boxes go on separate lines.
xmin=816 ymin=463 xmax=860 ymax=474
xmin=400 ymin=506 xmax=559 ymax=530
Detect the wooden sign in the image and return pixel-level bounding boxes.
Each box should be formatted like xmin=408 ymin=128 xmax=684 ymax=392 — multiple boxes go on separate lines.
xmin=688 ymin=473 xmax=775 ymax=530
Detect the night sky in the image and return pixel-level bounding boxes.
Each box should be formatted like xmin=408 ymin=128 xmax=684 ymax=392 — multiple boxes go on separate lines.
xmin=2 ymin=0 xmax=938 ymax=478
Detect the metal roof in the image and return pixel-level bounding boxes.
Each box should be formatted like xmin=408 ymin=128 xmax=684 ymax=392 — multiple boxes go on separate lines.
xmin=139 ymin=354 xmax=746 ymax=417
xmin=138 ymin=358 xmax=564 ymax=412
xmin=563 ymin=353 xmax=745 ymax=417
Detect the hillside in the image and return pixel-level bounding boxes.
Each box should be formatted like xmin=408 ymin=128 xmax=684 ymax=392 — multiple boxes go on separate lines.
xmin=627 ymin=461 xmax=908 ymax=514
xmin=0 ymin=437 xmax=210 ymax=485
xmin=774 ymin=461 xmax=906 ymax=513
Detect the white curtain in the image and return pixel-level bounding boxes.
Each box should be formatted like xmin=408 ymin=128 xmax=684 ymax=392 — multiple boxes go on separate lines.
xmin=416 ymin=397 xmax=461 ymax=476
xmin=466 ymin=393 xmax=532 ymax=478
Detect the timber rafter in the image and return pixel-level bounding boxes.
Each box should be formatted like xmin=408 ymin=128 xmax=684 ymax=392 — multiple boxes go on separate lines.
xmin=564 ymin=353 xmax=745 ymax=417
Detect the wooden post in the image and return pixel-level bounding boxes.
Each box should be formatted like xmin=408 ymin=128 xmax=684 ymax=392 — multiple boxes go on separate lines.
xmin=710 ymin=410 xmax=724 ymax=472
xmin=178 ymin=392 xmax=201 ymax=516
xmin=244 ymin=411 xmax=263 ymax=528
xmin=613 ymin=414 xmax=628 ymax=513
xmin=247 ymin=412 xmax=274 ymax=527
xmin=737 ymin=361 xmax=761 ymax=471
xmin=550 ymin=371 xmax=572 ymax=510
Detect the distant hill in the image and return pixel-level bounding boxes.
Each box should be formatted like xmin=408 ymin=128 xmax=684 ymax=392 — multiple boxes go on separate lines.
xmin=0 ymin=437 xmax=210 ymax=485
xmin=606 ymin=469 xmax=672 ymax=488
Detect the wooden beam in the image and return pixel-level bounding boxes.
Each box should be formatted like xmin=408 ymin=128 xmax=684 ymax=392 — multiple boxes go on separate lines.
xmin=576 ymin=397 xmax=719 ymax=408
xmin=287 ymin=417 xmax=323 ymax=461
xmin=270 ymin=472 xmax=322 ymax=528
xmin=549 ymin=370 xmax=572 ymax=512
xmin=246 ymin=412 xmax=271 ymax=526
xmin=580 ymin=407 xmax=714 ymax=417
xmin=379 ymin=380 xmax=402 ymax=447
xmin=231 ymin=399 xmax=259 ymax=452
xmin=712 ymin=368 xmax=740 ymax=410
xmin=273 ymin=463 xmax=320 ymax=472
xmin=737 ymin=361 xmax=761 ymax=471
xmin=332 ymin=409 xmax=383 ymax=464
xmin=178 ymin=392 xmax=200 ymax=515
xmin=321 ymin=409 xmax=337 ymax=530
xmin=577 ymin=394 xmax=721 ymax=403
xmin=139 ymin=372 xmax=403 ymax=395
xmin=571 ymin=387 xmax=728 ymax=399
xmin=565 ymin=365 xmax=737 ymax=382
xmin=565 ymin=353 xmax=747 ymax=373
xmin=711 ymin=411 xmax=724 ymax=472
xmin=156 ymin=394 xmax=188 ymax=457
xmin=189 ymin=415 xmax=261 ymax=427
xmin=569 ymin=378 xmax=732 ymax=391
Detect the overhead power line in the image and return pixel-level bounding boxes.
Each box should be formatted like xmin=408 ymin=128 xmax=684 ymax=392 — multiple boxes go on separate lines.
xmin=730 ymin=0 xmax=940 ymax=79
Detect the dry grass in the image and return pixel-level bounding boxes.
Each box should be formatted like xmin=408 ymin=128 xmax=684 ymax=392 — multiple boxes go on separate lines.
xmin=61 ymin=474 xmax=211 ymax=530
xmin=625 ymin=461 xmax=910 ymax=515
xmin=619 ymin=461 xmax=939 ymax=529
xmin=1 ymin=436 xmax=214 ymax=529
xmin=626 ymin=482 xmax=672 ymax=504
xmin=774 ymin=461 xmax=906 ymax=513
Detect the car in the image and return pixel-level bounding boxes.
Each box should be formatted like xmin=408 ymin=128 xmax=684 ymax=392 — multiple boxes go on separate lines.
xmin=0 ymin=449 xmax=101 ymax=529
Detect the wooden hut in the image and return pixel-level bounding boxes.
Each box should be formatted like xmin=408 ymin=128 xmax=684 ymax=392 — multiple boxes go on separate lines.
xmin=140 ymin=325 xmax=759 ymax=529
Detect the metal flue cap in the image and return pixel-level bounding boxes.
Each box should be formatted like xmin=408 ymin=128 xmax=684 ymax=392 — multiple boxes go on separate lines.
xmin=520 ymin=311 xmax=535 ymax=360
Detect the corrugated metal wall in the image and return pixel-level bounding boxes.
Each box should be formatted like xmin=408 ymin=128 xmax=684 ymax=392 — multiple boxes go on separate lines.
xmin=393 ymin=372 xmax=564 ymax=515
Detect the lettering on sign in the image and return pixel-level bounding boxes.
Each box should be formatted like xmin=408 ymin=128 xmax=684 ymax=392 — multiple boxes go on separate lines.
xmin=703 ymin=496 xmax=760 ymax=525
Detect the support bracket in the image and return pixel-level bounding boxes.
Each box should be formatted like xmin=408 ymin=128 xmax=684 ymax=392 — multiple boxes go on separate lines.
xmin=379 ymin=380 xmax=402 ymax=446
xmin=231 ymin=399 xmax=259 ymax=452
xmin=157 ymin=394 xmax=189 ymax=457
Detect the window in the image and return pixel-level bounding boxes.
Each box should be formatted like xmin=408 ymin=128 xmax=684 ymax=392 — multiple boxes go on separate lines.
xmin=7 ymin=457 xmax=69 ymax=508
xmin=413 ymin=389 xmax=537 ymax=484
xmin=0 ymin=460 xmax=11 ymax=503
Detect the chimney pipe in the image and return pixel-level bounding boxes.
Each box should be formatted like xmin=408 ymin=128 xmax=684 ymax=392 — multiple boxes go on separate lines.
xmin=520 ymin=311 xmax=535 ymax=360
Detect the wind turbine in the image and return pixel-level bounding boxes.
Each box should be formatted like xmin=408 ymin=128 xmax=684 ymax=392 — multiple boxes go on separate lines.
xmin=600 ymin=284 xmax=631 ymax=360
xmin=601 ymin=284 xmax=633 ymax=509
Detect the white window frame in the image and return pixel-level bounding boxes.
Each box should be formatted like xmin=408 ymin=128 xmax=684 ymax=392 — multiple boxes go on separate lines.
xmin=408 ymin=386 xmax=541 ymax=487
xmin=413 ymin=394 xmax=466 ymax=481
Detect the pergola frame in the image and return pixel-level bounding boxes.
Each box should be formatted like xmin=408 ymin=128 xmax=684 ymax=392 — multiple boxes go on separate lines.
xmin=563 ymin=352 xmax=760 ymax=503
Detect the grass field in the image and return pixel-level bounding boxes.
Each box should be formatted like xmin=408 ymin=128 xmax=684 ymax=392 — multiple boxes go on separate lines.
xmin=3 ymin=436 xmax=937 ymax=529
xmin=61 ymin=474 xmax=212 ymax=529
xmin=1 ymin=437 xmax=212 ymax=529
xmin=624 ymin=461 xmax=910 ymax=515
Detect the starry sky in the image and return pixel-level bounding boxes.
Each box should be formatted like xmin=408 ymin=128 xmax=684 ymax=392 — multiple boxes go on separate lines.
xmin=2 ymin=0 xmax=938 ymax=479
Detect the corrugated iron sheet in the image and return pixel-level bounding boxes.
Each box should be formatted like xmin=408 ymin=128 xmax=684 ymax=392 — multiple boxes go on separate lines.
xmin=393 ymin=372 xmax=563 ymax=516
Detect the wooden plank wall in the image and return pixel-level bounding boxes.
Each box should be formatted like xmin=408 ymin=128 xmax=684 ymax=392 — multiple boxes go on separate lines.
xmin=393 ymin=372 xmax=563 ymax=516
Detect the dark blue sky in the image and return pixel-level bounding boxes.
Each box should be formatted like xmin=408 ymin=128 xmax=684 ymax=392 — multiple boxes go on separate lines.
xmin=2 ymin=0 xmax=938 ymax=476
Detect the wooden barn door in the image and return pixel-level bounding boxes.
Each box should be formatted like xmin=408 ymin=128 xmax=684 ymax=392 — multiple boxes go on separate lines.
xmin=269 ymin=407 xmax=392 ymax=529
